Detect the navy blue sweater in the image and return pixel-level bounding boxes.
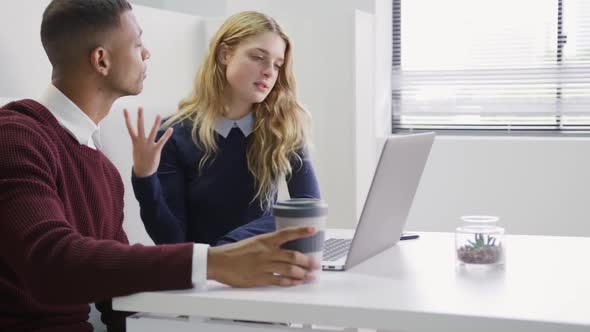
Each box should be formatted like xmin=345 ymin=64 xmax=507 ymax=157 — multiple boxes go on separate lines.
xmin=132 ymin=120 xmax=320 ymax=246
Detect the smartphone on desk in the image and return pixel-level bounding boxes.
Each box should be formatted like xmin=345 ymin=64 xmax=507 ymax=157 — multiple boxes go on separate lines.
xmin=400 ymin=232 xmax=419 ymax=240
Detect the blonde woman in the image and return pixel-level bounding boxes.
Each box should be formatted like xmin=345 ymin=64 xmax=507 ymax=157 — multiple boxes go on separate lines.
xmin=127 ymin=11 xmax=320 ymax=246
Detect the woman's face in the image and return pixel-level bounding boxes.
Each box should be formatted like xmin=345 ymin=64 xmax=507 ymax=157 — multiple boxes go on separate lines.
xmin=221 ymin=32 xmax=286 ymax=106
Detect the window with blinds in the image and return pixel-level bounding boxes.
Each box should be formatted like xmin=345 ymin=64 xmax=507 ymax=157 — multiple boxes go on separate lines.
xmin=392 ymin=0 xmax=590 ymax=132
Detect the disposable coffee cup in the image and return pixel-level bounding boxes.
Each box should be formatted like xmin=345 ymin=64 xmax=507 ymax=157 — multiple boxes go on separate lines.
xmin=273 ymin=198 xmax=328 ymax=268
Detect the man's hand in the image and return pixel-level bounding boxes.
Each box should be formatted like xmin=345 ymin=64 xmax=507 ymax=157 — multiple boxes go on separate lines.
xmin=123 ymin=107 xmax=173 ymax=177
xmin=207 ymin=226 xmax=321 ymax=287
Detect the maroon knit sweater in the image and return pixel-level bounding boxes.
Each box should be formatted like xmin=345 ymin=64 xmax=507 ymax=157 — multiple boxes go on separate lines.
xmin=0 ymin=100 xmax=194 ymax=332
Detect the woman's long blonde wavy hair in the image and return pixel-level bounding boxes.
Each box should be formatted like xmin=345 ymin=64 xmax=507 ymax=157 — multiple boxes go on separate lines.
xmin=163 ymin=11 xmax=311 ymax=212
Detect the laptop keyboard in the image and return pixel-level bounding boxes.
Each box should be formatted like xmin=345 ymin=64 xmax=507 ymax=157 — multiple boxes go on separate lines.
xmin=323 ymin=238 xmax=351 ymax=261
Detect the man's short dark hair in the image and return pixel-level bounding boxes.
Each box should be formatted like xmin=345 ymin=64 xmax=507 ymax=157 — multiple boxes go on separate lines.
xmin=41 ymin=0 xmax=132 ymax=69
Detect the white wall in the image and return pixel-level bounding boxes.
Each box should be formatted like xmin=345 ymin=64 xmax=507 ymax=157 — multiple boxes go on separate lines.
xmin=407 ymin=135 xmax=590 ymax=237
xmin=354 ymin=10 xmax=377 ymax=218
xmin=0 ymin=2 xmax=51 ymax=98
xmin=132 ymin=0 xmax=226 ymax=16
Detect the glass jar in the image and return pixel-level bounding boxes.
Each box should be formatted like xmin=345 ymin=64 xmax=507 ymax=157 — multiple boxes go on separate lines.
xmin=455 ymin=216 xmax=505 ymax=266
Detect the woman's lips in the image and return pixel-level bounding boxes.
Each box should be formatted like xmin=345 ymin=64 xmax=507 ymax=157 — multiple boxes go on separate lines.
xmin=254 ymin=82 xmax=269 ymax=92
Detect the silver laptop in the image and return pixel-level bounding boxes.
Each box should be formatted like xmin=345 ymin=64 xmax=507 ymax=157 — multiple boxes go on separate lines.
xmin=322 ymin=132 xmax=435 ymax=271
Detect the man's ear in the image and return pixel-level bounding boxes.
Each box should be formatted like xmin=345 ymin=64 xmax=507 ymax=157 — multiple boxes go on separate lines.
xmin=90 ymin=46 xmax=110 ymax=76
xmin=217 ymin=43 xmax=231 ymax=65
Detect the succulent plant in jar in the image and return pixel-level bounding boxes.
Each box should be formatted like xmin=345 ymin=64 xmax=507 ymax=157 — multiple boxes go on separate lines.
xmin=457 ymin=233 xmax=503 ymax=264
xmin=455 ymin=216 xmax=505 ymax=266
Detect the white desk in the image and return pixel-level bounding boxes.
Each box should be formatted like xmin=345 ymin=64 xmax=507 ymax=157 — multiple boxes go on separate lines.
xmin=113 ymin=231 xmax=590 ymax=332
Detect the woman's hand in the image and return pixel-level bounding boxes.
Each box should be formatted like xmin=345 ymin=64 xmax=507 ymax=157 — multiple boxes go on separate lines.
xmin=123 ymin=107 xmax=173 ymax=177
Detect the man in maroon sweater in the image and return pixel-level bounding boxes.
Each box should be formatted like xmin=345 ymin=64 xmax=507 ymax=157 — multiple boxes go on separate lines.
xmin=0 ymin=1 xmax=319 ymax=331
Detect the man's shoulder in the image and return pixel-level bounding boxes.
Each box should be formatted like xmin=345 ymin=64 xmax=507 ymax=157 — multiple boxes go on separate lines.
xmin=0 ymin=108 xmax=45 ymax=135
xmin=0 ymin=105 xmax=57 ymax=155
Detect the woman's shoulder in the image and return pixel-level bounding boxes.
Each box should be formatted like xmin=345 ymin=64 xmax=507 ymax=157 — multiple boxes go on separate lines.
xmin=158 ymin=119 xmax=204 ymax=165
xmin=165 ymin=117 xmax=192 ymax=130
xmin=158 ymin=118 xmax=192 ymax=140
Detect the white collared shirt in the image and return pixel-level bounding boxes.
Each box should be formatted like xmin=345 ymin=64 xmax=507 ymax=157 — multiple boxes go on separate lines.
xmin=214 ymin=112 xmax=254 ymax=138
xmin=36 ymin=84 xmax=209 ymax=288
xmin=38 ymin=84 xmax=102 ymax=150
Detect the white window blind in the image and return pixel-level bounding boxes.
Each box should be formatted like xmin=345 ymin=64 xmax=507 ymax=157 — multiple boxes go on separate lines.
xmin=392 ymin=0 xmax=590 ymax=132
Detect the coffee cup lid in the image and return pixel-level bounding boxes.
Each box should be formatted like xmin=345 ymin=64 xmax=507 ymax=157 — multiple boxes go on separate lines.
xmin=273 ymin=198 xmax=328 ymax=218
